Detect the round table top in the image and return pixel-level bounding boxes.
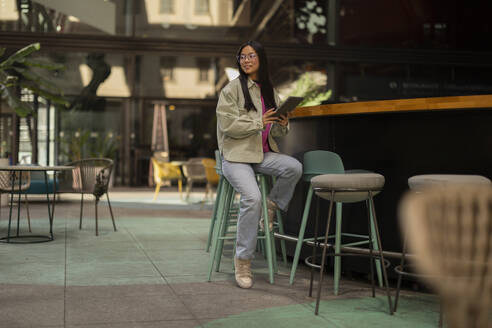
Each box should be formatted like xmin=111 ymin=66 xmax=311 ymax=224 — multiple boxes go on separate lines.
xmin=0 ymin=165 xmax=75 ymax=171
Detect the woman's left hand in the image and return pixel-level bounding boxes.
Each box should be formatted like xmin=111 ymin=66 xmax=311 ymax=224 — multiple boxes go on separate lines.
xmin=277 ymin=114 xmax=289 ymax=126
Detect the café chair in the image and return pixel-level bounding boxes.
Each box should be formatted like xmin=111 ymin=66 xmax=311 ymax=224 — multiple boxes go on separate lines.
xmin=181 ymin=158 xmax=207 ymax=200
xmin=0 ymin=171 xmax=31 ymax=232
xmin=399 ymin=184 xmax=492 ymax=328
xmin=59 ymin=158 xmax=116 ymax=236
xmin=393 ymin=174 xmax=491 ymax=325
xmin=151 ymin=157 xmax=183 ymax=200
xmin=307 ymin=172 xmax=393 ymax=315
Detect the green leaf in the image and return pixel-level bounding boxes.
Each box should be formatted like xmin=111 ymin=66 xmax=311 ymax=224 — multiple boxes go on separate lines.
xmin=23 ymin=59 xmax=65 ymax=71
xmin=0 ymin=85 xmax=33 ymax=117
xmin=0 ymin=47 xmax=5 ymax=58
xmin=0 ymin=43 xmax=40 ymax=69
xmin=12 ymin=66 xmax=62 ymax=94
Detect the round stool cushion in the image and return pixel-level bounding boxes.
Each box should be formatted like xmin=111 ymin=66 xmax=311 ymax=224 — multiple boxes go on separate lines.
xmin=408 ymin=174 xmax=491 ymax=191
xmin=311 ymin=173 xmax=385 ymax=203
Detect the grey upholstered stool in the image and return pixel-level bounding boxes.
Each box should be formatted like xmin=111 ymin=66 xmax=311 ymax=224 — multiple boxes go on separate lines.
xmin=394 ymin=174 xmax=492 ymax=323
xmin=408 ymin=174 xmax=491 ymax=191
xmin=307 ymin=173 xmax=393 ymax=315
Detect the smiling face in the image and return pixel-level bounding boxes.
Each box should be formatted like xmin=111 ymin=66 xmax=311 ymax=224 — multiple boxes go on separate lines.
xmin=239 ymin=45 xmax=260 ymax=80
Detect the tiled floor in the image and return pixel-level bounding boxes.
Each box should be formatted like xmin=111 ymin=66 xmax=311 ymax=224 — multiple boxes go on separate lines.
xmin=0 ymin=188 xmax=441 ymax=328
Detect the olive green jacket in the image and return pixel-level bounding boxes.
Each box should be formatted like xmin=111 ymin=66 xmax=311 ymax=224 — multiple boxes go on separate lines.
xmin=216 ymin=77 xmax=289 ymax=163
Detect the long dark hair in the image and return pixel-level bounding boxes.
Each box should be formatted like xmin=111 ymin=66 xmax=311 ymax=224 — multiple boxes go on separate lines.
xmin=236 ymin=40 xmax=276 ymax=112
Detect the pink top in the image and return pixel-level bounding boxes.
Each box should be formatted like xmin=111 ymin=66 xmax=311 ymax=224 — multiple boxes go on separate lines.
xmin=260 ymin=93 xmax=271 ymax=153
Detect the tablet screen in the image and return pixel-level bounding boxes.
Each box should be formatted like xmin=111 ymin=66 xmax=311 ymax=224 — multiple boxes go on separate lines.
xmin=273 ymin=97 xmax=304 ymax=117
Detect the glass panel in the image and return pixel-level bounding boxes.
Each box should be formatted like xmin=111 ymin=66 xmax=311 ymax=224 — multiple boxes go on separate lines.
xmin=337 ymin=0 xmax=492 ymax=51
xmin=0 ymin=0 xmax=491 ymax=51
xmin=3 ymin=44 xmax=492 ymax=184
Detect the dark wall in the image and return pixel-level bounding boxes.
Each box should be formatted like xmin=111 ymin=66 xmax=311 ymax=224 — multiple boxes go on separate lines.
xmin=277 ymin=108 xmax=492 ymax=275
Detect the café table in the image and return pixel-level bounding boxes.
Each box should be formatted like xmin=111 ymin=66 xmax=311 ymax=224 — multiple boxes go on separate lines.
xmin=0 ymin=165 xmax=74 ymax=243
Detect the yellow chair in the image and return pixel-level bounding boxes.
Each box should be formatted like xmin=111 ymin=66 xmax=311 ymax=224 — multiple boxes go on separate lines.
xmin=151 ymin=157 xmax=183 ymax=200
xmin=202 ymin=158 xmax=219 ymax=201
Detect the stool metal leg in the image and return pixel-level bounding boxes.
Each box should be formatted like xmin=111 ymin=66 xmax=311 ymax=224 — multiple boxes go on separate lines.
xmin=369 ymin=201 xmax=384 ymax=288
xmin=215 ymin=182 xmax=234 ymax=272
xmin=334 ymin=202 xmax=342 ymax=295
xmin=276 ymin=209 xmax=288 ymax=265
xmin=207 ymin=180 xmax=231 ymax=281
xmin=366 ymin=199 xmax=376 ymax=298
xmin=315 ymin=190 xmax=335 ymax=315
xmin=206 ymin=176 xmax=223 ymax=252
xmin=270 ymin=176 xmax=287 ymax=266
xmin=259 ymin=175 xmax=275 ymax=283
xmin=290 ymin=186 xmax=314 ymax=284
xmin=368 ymin=192 xmax=393 ymax=315
xmin=394 ymin=230 xmax=407 ymax=312
xmin=309 ymin=194 xmax=320 ymax=297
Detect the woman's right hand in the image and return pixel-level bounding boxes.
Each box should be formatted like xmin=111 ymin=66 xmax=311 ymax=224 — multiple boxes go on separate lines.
xmin=262 ymin=108 xmax=280 ymax=127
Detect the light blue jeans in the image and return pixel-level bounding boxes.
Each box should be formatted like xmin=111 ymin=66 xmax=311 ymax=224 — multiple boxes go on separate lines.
xmin=222 ymin=152 xmax=302 ymax=260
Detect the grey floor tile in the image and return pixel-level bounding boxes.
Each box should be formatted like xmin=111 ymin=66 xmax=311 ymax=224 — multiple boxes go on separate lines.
xmin=66 ymin=261 xmax=160 ymax=278
xmin=180 ymin=290 xmax=298 ymax=319
xmin=65 ymin=284 xmax=173 ymax=300
xmin=65 ymin=319 xmax=201 ymax=328
xmin=67 ymin=275 xmax=167 ymax=287
xmin=65 ymin=294 xmax=194 ymax=324
xmin=136 ymin=239 xmax=206 ymax=251
xmin=0 ymin=262 xmax=65 ymax=285
xmin=0 ymin=292 xmax=64 ymax=327
xmin=165 ymin=273 xmax=232 ymax=284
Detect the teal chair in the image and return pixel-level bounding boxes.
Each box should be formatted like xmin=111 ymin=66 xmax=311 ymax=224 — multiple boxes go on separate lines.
xmin=288 ymin=150 xmax=383 ymax=295
xmin=207 ymin=152 xmax=286 ymax=283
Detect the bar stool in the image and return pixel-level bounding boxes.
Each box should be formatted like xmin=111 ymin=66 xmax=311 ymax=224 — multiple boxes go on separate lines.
xmin=205 ymin=150 xmax=230 ymax=253
xmin=206 ymin=155 xmax=286 ymax=284
xmin=307 ymin=173 xmax=393 ymax=315
xmin=288 ymin=150 xmax=383 ymax=294
xmin=394 ymin=174 xmax=491 ymax=319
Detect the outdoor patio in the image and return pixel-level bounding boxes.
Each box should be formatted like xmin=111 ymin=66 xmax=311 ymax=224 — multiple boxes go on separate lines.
xmin=0 ymin=188 xmax=440 ymax=328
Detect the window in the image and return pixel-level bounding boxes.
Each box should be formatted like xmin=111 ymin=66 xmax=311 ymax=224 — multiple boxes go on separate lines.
xmin=160 ymin=57 xmax=176 ymax=81
xmin=160 ymin=0 xmax=174 ymax=14
xmin=196 ymin=58 xmax=210 ymax=82
xmin=195 ymin=0 xmax=209 ymax=15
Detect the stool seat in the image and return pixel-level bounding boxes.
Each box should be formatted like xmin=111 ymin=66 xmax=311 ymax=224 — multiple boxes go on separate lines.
xmin=312 ymin=173 xmax=385 ymax=203
xmin=408 ymin=174 xmax=491 ymax=190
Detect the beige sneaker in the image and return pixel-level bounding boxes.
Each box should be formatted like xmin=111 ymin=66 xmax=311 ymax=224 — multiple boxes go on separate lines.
xmin=234 ymin=257 xmax=253 ymax=289
xmin=259 ymin=199 xmax=277 ymax=232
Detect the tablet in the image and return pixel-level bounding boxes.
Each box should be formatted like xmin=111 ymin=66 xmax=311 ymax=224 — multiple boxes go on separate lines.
xmin=273 ymin=96 xmax=304 ymax=117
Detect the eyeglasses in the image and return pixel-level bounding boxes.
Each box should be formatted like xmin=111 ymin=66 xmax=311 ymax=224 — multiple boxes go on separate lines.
xmin=238 ymin=53 xmax=258 ymax=62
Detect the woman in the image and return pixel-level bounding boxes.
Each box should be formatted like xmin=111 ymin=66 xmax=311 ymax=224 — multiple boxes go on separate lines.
xmin=216 ymin=40 xmax=302 ymax=289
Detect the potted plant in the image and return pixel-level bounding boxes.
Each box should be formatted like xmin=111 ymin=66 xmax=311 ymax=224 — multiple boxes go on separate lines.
xmin=0 ymin=42 xmax=69 ymax=160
